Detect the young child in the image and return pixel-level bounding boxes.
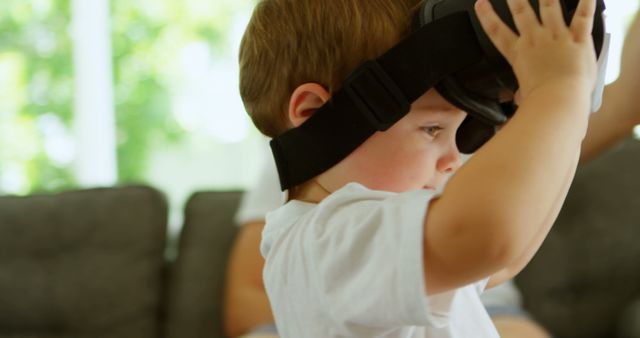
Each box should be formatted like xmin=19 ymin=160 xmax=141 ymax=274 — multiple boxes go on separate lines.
xmin=238 ymin=0 xmax=598 ymax=336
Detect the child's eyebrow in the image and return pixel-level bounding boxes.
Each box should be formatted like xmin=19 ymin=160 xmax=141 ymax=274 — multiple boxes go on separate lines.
xmin=414 ymin=105 xmax=461 ymax=113
xmin=425 ymin=105 xmax=459 ymax=111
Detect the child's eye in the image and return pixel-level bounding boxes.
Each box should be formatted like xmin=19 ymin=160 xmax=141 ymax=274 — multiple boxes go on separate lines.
xmin=422 ymin=126 xmax=443 ymax=137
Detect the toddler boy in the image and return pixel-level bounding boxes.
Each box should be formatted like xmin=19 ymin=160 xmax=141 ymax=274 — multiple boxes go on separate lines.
xmin=238 ymin=0 xmax=599 ymax=336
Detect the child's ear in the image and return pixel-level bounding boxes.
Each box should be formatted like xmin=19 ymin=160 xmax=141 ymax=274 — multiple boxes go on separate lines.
xmin=288 ymin=83 xmax=331 ymax=128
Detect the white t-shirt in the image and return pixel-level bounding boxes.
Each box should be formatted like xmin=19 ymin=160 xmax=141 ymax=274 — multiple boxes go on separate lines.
xmin=260 ymin=183 xmax=500 ymax=338
xmin=237 ymin=144 xmax=524 ymax=312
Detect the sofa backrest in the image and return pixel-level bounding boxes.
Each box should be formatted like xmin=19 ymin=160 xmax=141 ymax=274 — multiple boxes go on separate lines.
xmin=0 ymin=186 xmax=167 ymax=338
xmin=164 ymin=191 xmax=242 ymax=338
xmin=516 ymin=136 xmax=640 ymax=338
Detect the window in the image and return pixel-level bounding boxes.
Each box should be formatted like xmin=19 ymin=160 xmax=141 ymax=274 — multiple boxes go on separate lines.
xmin=1 ymin=0 xmax=638 ymax=232
xmin=1 ymin=0 xmax=258 ymax=232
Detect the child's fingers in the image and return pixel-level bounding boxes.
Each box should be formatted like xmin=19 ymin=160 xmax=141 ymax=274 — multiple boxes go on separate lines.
xmin=570 ymin=0 xmax=597 ymax=41
xmin=539 ymin=0 xmax=566 ymax=34
xmin=475 ymin=0 xmax=518 ymax=61
xmin=506 ymin=0 xmax=540 ymax=36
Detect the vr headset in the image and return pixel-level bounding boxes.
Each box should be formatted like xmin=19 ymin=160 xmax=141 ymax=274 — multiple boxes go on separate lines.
xmin=271 ymin=0 xmax=608 ymax=191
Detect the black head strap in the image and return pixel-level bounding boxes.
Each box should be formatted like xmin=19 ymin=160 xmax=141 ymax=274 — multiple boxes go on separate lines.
xmin=271 ymin=12 xmax=485 ymax=190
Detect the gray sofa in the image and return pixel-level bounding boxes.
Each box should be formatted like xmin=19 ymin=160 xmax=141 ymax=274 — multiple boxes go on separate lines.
xmin=517 ymin=136 xmax=640 ymax=338
xmin=0 ymin=136 xmax=639 ymax=338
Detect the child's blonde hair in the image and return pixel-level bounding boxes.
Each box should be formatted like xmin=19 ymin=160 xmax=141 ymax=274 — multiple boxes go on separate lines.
xmin=239 ymin=0 xmax=423 ymax=137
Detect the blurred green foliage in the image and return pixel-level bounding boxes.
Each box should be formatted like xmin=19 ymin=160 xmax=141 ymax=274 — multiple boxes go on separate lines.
xmin=0 ymin=0 xmax=253 ymax=193
xmin=0 ymin=0 xmax=75 ymax=193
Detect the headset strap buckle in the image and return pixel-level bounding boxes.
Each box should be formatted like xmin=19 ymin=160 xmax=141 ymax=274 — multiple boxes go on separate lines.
xmin=344 ymin=60 xmax=410 ymax=131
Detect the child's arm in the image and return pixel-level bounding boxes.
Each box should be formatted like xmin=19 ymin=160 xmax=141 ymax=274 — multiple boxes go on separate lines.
xmin=421 ymin=0 xmax=598 ymax=295
xmin=490 ymin=9 xmax=640 ymax=288
xmin=486 ymin=151 xmax=578 ymax=288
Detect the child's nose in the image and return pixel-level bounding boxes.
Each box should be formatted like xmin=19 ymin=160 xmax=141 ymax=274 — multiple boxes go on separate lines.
xmin=437 ymin=146 xmax=463 ymax=174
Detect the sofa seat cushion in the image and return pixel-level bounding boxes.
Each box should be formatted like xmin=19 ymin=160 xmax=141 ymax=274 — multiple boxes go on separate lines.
xmin=516 ymin=137 xmax=640 ymax=338
xmin=164 ymin=190 xmax=242 ymax=338
xmin=0 ymin=186 xmax=167 ymax=338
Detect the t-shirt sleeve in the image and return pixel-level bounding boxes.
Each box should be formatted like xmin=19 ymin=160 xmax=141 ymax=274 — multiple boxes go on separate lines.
xmin=306 ymin=188 xmax=450 ymax=329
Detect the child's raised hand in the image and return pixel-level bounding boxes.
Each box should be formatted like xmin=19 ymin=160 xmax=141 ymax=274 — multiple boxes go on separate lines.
xmin=475 ymin=0 xmax=598 ymax=102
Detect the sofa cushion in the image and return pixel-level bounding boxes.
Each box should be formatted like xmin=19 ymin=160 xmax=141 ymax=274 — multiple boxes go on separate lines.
xmin=164 ymin=191 xmax=242 ymax=338
xmin=0 ymin=186 xmax=167 ymax=338
xmin=516 ymin=137 xmax=640 ymax=338
xmin=619 ymin=299 xmax=640 ymax=338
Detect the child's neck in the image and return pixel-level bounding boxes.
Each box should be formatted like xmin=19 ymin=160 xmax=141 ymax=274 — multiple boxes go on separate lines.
xmin=288 ymin=179 xmax=332 ymax=204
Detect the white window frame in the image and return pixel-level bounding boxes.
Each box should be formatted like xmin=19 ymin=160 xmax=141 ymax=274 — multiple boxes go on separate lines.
xmin=70 ymin=0 xmax=118 ymax=186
